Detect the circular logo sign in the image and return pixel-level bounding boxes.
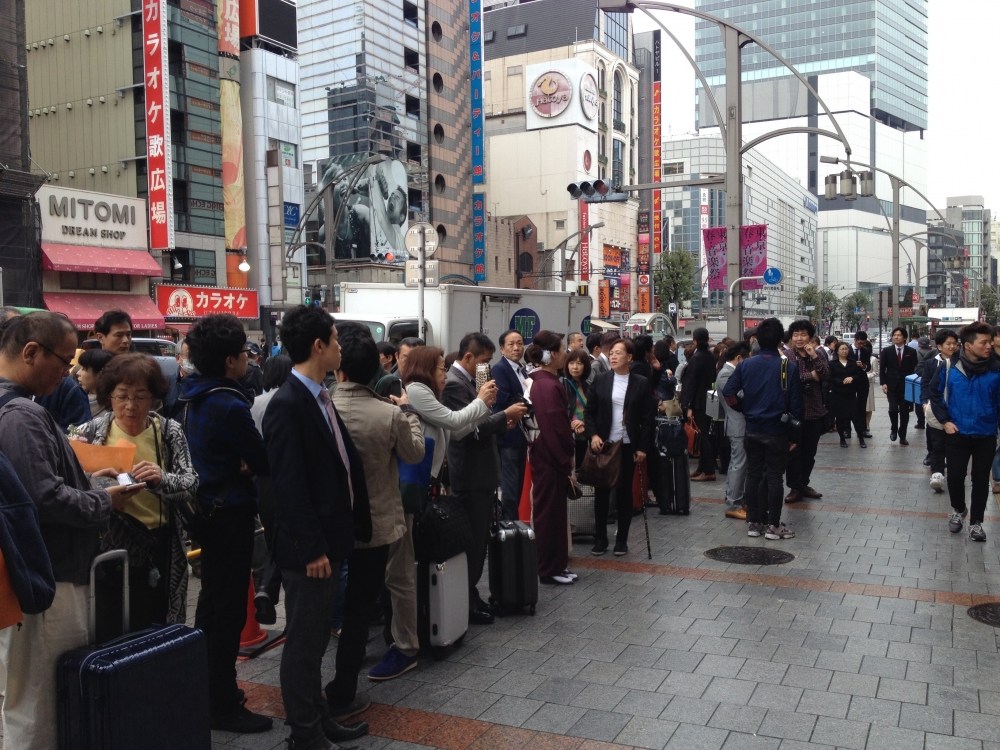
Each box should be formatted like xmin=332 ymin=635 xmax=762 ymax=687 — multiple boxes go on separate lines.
xmin=583 ymin=150 xmax=592 ymax=172
xmin=638 ymin=274 xmax=650 ymax=285
xmin=529 ymin=71 xmax=573 ymax=118
xmin=509 ymin=308 xmax=542 ymax=340
xmin=580 ymin=73 xmax=599 ymax=120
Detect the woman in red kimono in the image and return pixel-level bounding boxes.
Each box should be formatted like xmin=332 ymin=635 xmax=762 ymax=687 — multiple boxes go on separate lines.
xmin=524 ymin=330 xmax=576 ymax=585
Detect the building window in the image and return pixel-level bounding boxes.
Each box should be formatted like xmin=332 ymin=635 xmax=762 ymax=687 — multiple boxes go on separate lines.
xmin=59 ymin=272 xmax=129 ymax=292
xmin=555 ymin=219 xmax=566 ymax=230
xmin=612 ymin=72 xmax=624 ymax=130
xmin=612 ymin=139 xmax=625 ymax=187
xmin=484 ymin=30 xmax=494 ymax=43
xmin=404 ymin=48 xmax=419 ymax=74
xmin=405 ymin=95 xmax=420 ymax=119
xmin=507 ymin=24 xmax=526 ymax=38
xmin=403 ymin=1 xmax=418 ymax=27
xmin=266 ymin=76 xmax=296 ymax=107
xmin=598 ymin=62 xmax=606 ymax=92
xmin=603 ymin=11 xmax=629 ymax=60
xmin=663 ymin=161 xmax=684 ymax=175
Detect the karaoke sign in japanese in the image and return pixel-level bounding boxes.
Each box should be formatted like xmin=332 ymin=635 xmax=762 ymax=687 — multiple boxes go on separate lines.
xmin=142 ymin=0 xmax=174 ymax=250
xmin=155 ymin=285 xmax=259 ymax=320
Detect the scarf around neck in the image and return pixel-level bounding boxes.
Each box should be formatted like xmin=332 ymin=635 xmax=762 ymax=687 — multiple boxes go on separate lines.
xmin=959 ymin=350 xmax=990 ymax=376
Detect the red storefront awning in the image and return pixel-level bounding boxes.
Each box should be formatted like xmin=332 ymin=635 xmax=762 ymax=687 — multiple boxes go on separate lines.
xmin=41 ymin=243 xmax=162 ymax=277
xmin=43 ymin=292 xmax=166 ymax=331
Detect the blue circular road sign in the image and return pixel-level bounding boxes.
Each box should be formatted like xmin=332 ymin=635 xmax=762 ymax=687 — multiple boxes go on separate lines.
xmin=762 ymin=267 xmax=783 ymax=285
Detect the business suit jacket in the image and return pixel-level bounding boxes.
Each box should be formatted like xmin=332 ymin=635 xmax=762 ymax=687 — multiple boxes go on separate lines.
xmin=584 ymin=370 xmax=653 ymax=450
xmin=492 ymin=357 xmax=526 ymax=450
xmin=879 ymin=344 xmax=918 ymax=395
xmin=441 ymin=367 xmax=508 ymax=493
xmin=715 ymin=362 xmax=745 ymax=438
xmin=262 ymin=376 xmax=371 ymax=572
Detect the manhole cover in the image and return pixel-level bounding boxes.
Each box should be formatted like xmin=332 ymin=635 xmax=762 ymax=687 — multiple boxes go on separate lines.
xmin=704 ymin=546 xmax=794 ymax=566
xmin=967 ymin=603 xmax=1000 ymax=628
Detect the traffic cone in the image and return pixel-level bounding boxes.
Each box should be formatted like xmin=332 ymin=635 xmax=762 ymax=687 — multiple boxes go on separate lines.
xmin=239 ymin=577 xmax=284 ymax=658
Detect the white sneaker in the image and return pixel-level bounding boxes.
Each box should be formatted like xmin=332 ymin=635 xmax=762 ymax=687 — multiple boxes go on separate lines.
xmin=929 ymin=473 xmax=945 ymax=493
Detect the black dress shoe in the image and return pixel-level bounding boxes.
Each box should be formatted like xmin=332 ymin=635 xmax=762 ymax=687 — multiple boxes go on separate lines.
xmin=890 ymin=429 xmax=898 ymax=441
xmin=859 ymin=438 xmax=867 ymax=448
xmin=923 ymin=456 xmax=931 ymax=466
xmin=899 ymin=436 xmax=909 ymax=446
xmin=323 ymin=716 xmax=369 ymax=742
xmin=469 ymin=607 xmax=495 ymax=625
xmin=591 ymin=540 xmax=608 ymax=555
xmin=862 ymin=431 xmax=873 ymax=438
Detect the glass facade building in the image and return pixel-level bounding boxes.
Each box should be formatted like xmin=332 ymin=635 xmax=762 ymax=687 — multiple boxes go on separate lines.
xmin=695 ymin=0 xmax=928 ymax=132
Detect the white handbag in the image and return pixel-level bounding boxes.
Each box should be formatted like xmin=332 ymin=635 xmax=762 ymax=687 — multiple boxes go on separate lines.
xmin=923 ymin=359 xmax=949 ymax=431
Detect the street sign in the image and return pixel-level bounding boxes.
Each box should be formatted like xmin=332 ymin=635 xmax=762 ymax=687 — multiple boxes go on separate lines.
xmin=912 ymin=292 xmax=920 ymax=303
xmin=668 ymin=302 xmax=677 ymax=315
xmin=638 ymin=274 xmax=650 ymax=285
xmin=404 ymin=222 xmax=439 ymax=259
xmin=762 ymin=267 xmax=782 ymax=285
xmin=405 ymin=260 xmax=439 ymax=287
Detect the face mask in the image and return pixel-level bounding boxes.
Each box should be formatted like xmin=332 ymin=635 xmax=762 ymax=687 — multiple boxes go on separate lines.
xmin=179 ymin=358 xmax=196 ymax=375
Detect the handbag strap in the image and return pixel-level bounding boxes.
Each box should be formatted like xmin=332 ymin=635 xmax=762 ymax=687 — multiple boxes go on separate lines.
xmin=780 ymin=357 xmax=790 ymax=414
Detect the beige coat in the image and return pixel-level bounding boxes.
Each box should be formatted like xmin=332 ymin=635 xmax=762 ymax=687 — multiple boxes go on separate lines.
xmin=332 ymin=381 xmax=425 ymax=548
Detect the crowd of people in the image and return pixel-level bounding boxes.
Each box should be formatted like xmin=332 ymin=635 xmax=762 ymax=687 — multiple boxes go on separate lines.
xmin=2 ymin=302 xmax=999 ymax=750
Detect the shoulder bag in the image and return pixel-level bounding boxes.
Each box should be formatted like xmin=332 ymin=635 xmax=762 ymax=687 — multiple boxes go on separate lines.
xmin=924 ymin=359 xmax=949 ymax=431
xmin=781 ymin=358 xmax=802 ymax=443
xmin=578 ymin=440 xmax=622 ymax=489
xmin=684 ymin=419 xmax=701 ymax=458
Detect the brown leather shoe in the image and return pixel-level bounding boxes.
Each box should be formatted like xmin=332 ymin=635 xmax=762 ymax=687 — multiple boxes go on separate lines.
xmin=690 ymin=469 xmax=702 ymax=478
xmin=784 ymin=489 xmax=802 ymax=503
xmin=801 ymin=486 xmax=823 ymax=499
xmin=724 ymin=507 xmax=747 ymax=520
xmin=691 ymin=473 xmax=716 ymax=482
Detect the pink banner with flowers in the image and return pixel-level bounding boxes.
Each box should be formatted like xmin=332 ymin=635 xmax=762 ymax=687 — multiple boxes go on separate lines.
xmin=703 ymin=227 xmax=727 ymax=292
xmin=741 ymin=224 xmax=768 ymax=291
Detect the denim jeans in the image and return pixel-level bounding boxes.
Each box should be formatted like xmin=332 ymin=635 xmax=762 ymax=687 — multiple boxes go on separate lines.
xmin=744 ymin=433 xmax=789 ymax=527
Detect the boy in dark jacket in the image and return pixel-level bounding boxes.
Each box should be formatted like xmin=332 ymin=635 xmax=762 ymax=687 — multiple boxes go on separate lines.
xmin=179 ymin=314 xmax=271 ymax=734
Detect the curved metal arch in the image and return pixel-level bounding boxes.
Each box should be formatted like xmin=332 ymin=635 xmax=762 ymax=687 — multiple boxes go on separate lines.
xmin=740 ymin=127 xmax=847 ymax=156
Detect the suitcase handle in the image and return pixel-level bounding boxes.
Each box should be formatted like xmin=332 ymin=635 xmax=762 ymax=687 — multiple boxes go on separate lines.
xmin=88 ymin=549 xmax=130 ymax=644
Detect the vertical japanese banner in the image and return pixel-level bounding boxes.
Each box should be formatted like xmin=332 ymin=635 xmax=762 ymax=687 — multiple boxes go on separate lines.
xmin=651 ymin=30 xmax=662 ymax=268
xmin=740 ymin=224 xmax=768 ymax=290
xmin=469 ymin=0 xmax=485 ymax=185
xmin=637 ymin=210 xmax=651 ymax=313
xmin=578 ymin=199 xmax=590 ymax=282
xmin=703 ymin=227 xmax=727 ymax=292
xmin=598 ymin=279 xmax=610 ymax=319
xmin=472 ymin=193 xmax=486 ymax=282
xmin=142 ymin=0 xmax=173 ymax=251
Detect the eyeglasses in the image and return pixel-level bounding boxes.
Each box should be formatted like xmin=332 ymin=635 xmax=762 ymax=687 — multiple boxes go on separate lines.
xmin=110 ymin=393 xmax=154 ymax=405
xmin=37 ymin=343 xmax=74 ymax=369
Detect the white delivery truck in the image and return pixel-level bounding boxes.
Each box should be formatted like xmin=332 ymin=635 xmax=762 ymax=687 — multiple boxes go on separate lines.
xmin=337 ymin=282 xmax=594 ymax=353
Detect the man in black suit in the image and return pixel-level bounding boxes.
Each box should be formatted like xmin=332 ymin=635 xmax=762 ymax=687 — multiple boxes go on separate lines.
xmin=493 ymin=329 xmax=528 ymax=520
xmin=879 ymin=326 xmax=919 ymax=445
xmin=441 ymin=332 xmax=527 ymax=624
xmin=263 ymin=305 xmax=372 ymax=750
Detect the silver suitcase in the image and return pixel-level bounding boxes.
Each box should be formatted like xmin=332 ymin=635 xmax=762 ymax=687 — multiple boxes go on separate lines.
xmin=417 ymin=552 xmax=468 ymax=658
xmin=705 ymin=389 xmax=723 ymax=420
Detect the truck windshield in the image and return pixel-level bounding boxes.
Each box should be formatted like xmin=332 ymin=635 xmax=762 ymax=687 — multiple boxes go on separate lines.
xmin=351 ymin=321 xmax=386 ymax=342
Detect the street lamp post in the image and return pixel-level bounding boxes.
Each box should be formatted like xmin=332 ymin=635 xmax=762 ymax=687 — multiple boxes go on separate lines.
xmin=821 ymin=156 xmax=948 ymax=330
xmin=556 ymin=221 xmax=605 ymax=292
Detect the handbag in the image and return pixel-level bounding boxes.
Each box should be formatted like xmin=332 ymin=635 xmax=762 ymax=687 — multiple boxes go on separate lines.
xmin=780 ymin=358 xmax=802 ymax=443
xmin=924 ymin=359 xmax=949 ymax=431
xmin=655 ymin=416 xmax=687 ymax=458
xmin=413 ymin=493 xmax=473 ymax=564
xmin=684 ymin=420 xmax=701 ymax=458
xmin=659 ymin=396 xmax=682 ymax=418
xmin=577 ymin=440 xmax=622 ymax=489
xmin=566 ymin=474 xmax=584 ymax=500
xmin=398 ymin=436 xmax=436 ymax=514
xmin=101 ymin=511 xmax=160 ymax=569
xmin=518 ymin=379 xmax=540 ymax=445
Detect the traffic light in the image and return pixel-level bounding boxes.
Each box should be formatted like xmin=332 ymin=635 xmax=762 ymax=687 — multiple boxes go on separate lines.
xmin=566 ymin=180 xmax=629 ymax=203
xmin=303 ymin=287 xmax=311 ymax=306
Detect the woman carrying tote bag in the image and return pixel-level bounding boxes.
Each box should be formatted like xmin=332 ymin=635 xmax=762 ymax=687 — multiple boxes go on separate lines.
xmin=584 ymin=338 xmax=653 ymax=557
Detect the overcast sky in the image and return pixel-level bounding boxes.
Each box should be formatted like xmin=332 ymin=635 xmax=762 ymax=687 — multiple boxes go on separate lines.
xmin=634 ymin=1 xmax=999 ymax=217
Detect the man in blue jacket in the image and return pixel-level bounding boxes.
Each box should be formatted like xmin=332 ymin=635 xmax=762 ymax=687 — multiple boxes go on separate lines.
xmin=928 ymin=321 xmax=1000 ymax=542
xmin=722 ymin=318 xmax=802 ymax=540
xmin=179 ymin=314 xmax=272 ymax=733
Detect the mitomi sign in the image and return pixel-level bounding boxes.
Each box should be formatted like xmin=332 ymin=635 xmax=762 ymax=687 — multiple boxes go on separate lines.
xmin=38 ymin=186 xmax=147 ymax=249
xmin=156 ymin=284 xmax=259 ymax=319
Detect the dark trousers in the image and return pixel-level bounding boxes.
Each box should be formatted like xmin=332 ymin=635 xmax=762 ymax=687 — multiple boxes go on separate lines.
xmin=713 ymin=421 xmax=731 ymax=473
xmin=744 ymin=433 xmax=789 ymax=526
xmin=455 ymin=488 xmax=495 ymax=610
xmin=531 ymin=463 xmax=569 ymax=577
xmin=326 ymin=545 xmax=389 ymax=706
xmin=927 ymin=426 xmax=946 ymax=474
xmin=499 ymin=444 xmax=527 ymax=521
xmin=194 ymin=505 xmax=255 ymax=717
xmin=855 ymin=382 xmax=870 ymax=427
xmin=594 ymin=444 xmax=636 ymax=547
xmin=832 ymin=392 xmax=865 ymax=438
xmin=281 ymin=568 xmax=336 ymax=741
xmin=694 ymin=411 xmax=716 ymax=475
xmin=786 ymin=417 xmax=823 ymax=490
xmin=886 ymin=390 xmax=911 ymax=434
xmin=945 ymin=433 xmax=997 ymax=524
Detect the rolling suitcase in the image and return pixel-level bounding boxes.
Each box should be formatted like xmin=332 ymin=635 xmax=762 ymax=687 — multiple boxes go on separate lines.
xmin=57 ymin=551 xmax=210 ymax=750
xmin=662 ymin=453 xmax=691 ymax=515
xmin=488 ymin=520 xmax=538 ymax=616
xmin=416 ymin=551 xmax=468 ymax=659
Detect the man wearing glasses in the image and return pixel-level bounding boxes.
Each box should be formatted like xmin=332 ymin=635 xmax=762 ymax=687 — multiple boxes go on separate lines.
xmin=0 ymin=312 xmax=144 ymax=750
xmin=178 ymin=314 xmax=272 ymax=734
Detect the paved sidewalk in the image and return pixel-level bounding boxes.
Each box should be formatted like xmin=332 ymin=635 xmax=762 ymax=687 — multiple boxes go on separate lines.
xmin=211 ymin=396 xmax=1000 ymax=750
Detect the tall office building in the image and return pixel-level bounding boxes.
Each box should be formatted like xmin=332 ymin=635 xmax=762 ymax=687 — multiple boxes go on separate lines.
xmin=693 ymin=0 xmax=930 ymax=310
xmin=298 ymin=0 xmax=472 ymax=287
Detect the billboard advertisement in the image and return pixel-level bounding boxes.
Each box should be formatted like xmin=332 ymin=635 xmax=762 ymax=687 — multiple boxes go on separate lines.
xmin=603 ymin=246 xmax=631 ymax=319
xmin=470 ymin=0 xmax=485 ymax=184
xmin=651 ymin=30 xmax=662 ymax=271
xmin=579 ymin=199 xmax=590 ymax=282
xmin=317 ymin=156 xmax=410 ymax=263
xmin=218 ymin=0 xmax=246 ymax=263
xmin=156 ymin=284 xmax=259 ymax=319
xmin=472 ymin=193 xmax=486 ymax=282
xmin=703 ymin=224 xmax=769 ymax=291
xmin=142 ymin=0 xmax=174 ymax=251
xmin=525 ymin=60 xmax=600 ymax=133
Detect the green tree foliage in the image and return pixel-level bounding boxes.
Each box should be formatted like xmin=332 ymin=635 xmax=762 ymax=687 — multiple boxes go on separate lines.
xmin=840 ymin=291 xmax=873 ymax=333
xmin=980 ymin=286 xmax=999 ymax=325
xmin=796 ymin=285 xmax=840 ymax=332
xmin=654 ymin=249 xmax=696 ymax=315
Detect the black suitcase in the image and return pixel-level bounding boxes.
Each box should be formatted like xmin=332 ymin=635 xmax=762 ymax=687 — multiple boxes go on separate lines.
xmin=57 ymin=551 xmax=211 ymax=750
xmin=488 ymin=520 xmax=538 ymax=615
xmin=661 ymin=453 xmax=691 ymax=515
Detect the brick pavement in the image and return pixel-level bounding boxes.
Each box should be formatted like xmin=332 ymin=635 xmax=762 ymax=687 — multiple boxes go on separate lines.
xmin=208 ymin=395 xmax=1000 ymax=750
